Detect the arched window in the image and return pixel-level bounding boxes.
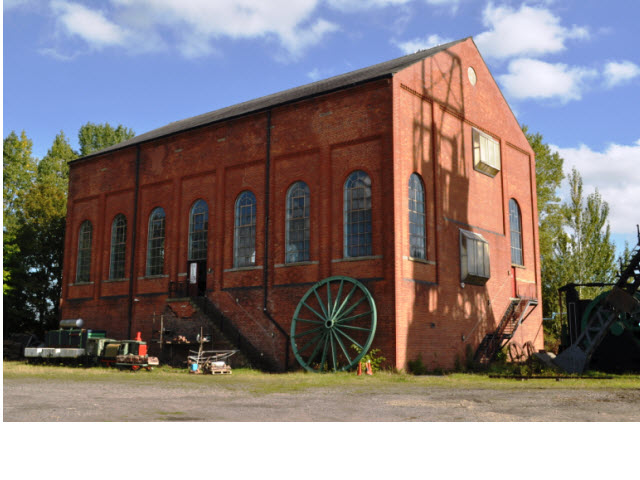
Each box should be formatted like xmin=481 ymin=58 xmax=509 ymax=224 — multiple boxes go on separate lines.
xmin=286 ymin=181 xmax=310 ymax=263
xmin=146 ymin=207 xmax=166 ymax=276
xmin=109 ymin=214 xmax=127 ymax=280
xmin=509 ymin=199 xmax=523 ymax=266
xmin=188 ymin=199 xmax=209 ymax=261
xmin=408 ymin=173 xmax=426 ymax=259
xmin=344 ymin=170 xmax=372 ymax=258
xmin=76 ymin=220 xmax=92 ymax=283
xmin=234 ymin=191 xmax=256 ymax=268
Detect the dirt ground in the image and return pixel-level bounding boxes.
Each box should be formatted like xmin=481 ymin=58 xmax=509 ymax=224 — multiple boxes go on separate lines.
xmin=4 ymin=375 xmax=640 ymax=421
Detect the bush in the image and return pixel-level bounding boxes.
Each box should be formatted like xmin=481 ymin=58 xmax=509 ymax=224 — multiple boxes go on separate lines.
xmin=407 ymin=354 xmax=427 ymax=375
xmin=351 ymin=345 xmax=386 ymax=372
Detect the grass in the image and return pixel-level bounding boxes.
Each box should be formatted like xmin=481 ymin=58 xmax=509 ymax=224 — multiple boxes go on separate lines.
xmin=4 ymin=361 xmax=640 ymax=394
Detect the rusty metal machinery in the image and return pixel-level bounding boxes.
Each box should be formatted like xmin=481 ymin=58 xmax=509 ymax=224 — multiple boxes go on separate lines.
xmin=554 ymin=227 xmax=640 ymax=373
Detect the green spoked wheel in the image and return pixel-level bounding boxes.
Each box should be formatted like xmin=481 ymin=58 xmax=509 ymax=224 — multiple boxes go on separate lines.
xmin=291 ymin=276 xmax=377 ymax=373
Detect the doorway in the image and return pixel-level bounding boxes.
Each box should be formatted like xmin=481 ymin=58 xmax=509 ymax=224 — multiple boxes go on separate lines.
xmin=188 ymin=260 xmax=207 ymax=296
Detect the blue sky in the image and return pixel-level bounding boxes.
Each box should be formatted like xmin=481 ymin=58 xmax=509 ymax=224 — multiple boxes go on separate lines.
xmin=3 ymin=0 xmax=639 ymax=253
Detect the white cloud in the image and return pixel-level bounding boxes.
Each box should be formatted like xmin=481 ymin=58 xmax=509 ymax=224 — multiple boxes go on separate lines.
xmin=475 ymin=3 xmax=588 ymax=60
xmin=498 ymin=58 xmax=597 ymax=103
xmin=325 ymin=0 xmax=460 ymax=12
xmin=48 ymin=0 xmax=337 ymax=59
xmin=393 ymin=34 xmax=453 ymax=54
xmin=326 ymin=0 xmax=411 ymax=11
xmin=51 ymin=1 xmax=129 ymax=49
xmin=552 ymin=140 xmax=640 ymax=235
xmin=603 ymin=61 xmax=640 ymax=88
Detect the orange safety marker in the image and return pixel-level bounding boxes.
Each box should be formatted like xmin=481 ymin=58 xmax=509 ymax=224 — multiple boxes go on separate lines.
xmin=357 ymin=362 xmax=362 ymax=376
xmin=365 ymin=361 xmax=373 ymax=375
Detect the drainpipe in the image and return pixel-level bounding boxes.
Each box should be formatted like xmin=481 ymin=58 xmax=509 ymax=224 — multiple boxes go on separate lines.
xmin=262 ymin=110 xmax=290 ymax=371
xmin=127 ymin=145 xmax=141 ymax=339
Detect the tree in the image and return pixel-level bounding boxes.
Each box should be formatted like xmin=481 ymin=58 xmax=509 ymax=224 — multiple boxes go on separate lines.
xmin=4 ymin=131 xmax=77 ymax=334
xmin=3 ymin=130 xmax=37 ymax=230
xmin=524 ymin=128 xmax=618 ymax=351
xmin=3 ymin=131 xmax=37 ymax=299
xmin=4 ymin=124 xmax=133 ymax=336
xmin=78 ymin=122 xmax=135 ymax=157
xmin=19 ymin=132 xmax=77 ymax=330
xmin=523 ymin=127 xmax=565 ymax=321
xmin=556 ymin=168 xmax=617 ymax=288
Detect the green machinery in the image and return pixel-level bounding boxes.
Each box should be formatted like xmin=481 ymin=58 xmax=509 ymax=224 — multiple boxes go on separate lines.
xmin=290 ymin=276 xmax=377 ymax=373
xmin=554 ymin=228 xmax=640 ymax=373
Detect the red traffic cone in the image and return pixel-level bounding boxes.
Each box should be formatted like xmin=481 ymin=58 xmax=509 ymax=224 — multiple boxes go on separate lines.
xmin=365 ymin=361 xmax=373 ymax=375
xmin=135 ymin=331 xmax=142 ymax=341
xmin=357 ymin=362 xmax=362 ymax=376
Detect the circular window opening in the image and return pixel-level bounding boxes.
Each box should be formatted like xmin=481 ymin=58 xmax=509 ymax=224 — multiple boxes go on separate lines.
xmin=468 ymin=66 xmax=477 ymax=86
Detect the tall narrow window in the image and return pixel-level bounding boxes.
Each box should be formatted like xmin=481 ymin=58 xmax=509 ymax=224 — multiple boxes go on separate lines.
xmin=344 ymin=170 xmax=372 ymax=258
xmin=286 ymin=181 xmax=310 ymax=263
xmin=76 ymin=220 xmax=92 ymax=283
xmin=509 ymin=199 xmax=523 ymax=266
xmin=234 ymin=191 xmax=256 ymax=268
xmin=189 ymin=199 xmax=209 ymax=261
xmin=408 ymin=173 xmax=426 ymax=259
xmin=146 ymin=207 xmax=166 ymax=276
xmin=109 ymin=214 xmax=127 ymax=280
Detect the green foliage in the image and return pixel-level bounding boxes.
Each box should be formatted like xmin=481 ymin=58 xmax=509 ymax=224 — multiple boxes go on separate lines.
xmin=407 ymin=354 xmax=428 ymax=375
xmin=523 ymin=127 xmax=619 ymax=352
xmin=78 ymin=122 xmax=135 ymax=157
xmin=3 ymin=130 xmax=37 ymax=229
xmin=3 ymin=124 xmax=129 ymax=336
xmin=523 ymin=126 xmax=565 ymax=323
xmin=351 ymin=344 xmax=386 ymax=372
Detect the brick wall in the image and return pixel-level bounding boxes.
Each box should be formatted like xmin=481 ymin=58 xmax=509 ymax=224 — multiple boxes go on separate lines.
xmin=61 ymin=38 xmax=542 ymax=371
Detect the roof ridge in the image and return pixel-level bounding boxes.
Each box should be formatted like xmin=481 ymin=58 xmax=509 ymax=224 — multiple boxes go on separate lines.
xmin=74 ymin=37 xmax=469 ymax=162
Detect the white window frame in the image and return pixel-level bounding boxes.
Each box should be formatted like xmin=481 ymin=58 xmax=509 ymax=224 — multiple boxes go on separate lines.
xmin=472 ymin=128 xmax=501 ymax=177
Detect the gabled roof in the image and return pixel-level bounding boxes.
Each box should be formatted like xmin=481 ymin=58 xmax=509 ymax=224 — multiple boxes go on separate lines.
xmin=75 ymin=37 xmax=469 ymax=163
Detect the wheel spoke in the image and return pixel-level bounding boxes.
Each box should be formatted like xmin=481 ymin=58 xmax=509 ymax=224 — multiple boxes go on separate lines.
xmin=333 ymin=327 xmax=363 ymax=350
xmin=298 ymin=331 xmax=325 ymax=355
xmin=332 ymin=279 xmax=345 ymax=318
xmin=334 ymin=295 xmax=367 ymax=322
xmin=294 ymin=317 xmax=324 ymax=325
xmin=332 ymin=284 xmax=359 ymax=320
xmin=336 ymin=310 xmax=371 ymax=325
xmin=313 ymin=288 xmax=329 ymax=319
xmin=333 ymin=330 xmax=353 ymax=365
xmin=292 ymin=324 xmax=324 ymax=339
xmin=319 ymin=334 xmax=330 ymax=372
xmin=336 ymin=323 xmax=372 ymax=332
xmin=306 ymin=331 xmax=328 ymax=366
xmin=330 ymin=331 xmax=338 ymax=371
xmin=303 ymin=301 xmax=327 ymax=322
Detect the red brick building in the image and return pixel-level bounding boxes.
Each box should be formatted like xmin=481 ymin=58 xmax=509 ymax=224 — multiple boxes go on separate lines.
xmin=61 ymin=37 xmax=542 ymax=371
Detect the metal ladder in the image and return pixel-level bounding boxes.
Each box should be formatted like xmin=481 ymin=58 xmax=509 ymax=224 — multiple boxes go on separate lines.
xmin=474 ymin=297 xmax=538 ymax=365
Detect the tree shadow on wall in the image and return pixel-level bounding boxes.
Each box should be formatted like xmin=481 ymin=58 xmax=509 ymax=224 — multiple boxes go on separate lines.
xmin=405 ymin=49 xmax=496 ymax=372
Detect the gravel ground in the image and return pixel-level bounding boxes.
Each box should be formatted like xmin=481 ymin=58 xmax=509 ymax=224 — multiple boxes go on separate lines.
xmin=4 ymin=376 xmax=640 ymax=421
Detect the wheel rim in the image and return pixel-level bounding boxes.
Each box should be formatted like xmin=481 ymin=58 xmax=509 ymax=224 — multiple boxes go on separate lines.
xmin=290 ymin=276 xmax=377 ymax=373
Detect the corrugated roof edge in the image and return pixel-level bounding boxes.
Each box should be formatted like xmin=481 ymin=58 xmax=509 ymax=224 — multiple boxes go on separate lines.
xmin=71 ymin=37 xmax=469 ymax=164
